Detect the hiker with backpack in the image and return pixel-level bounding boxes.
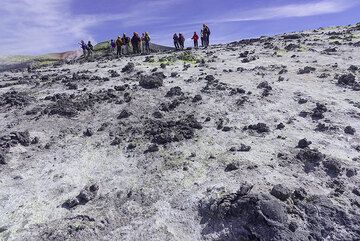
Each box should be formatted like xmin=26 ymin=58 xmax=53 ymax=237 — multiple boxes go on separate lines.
xmin=122 ymin=34 xmax=131 ymax=55
xmin=203 ymin=24 xmax=211 ymax=48
xmin=179 ymin=33 xmax=185 ymax=50
xmin=173 ymin=33 xmax=180 ymax=50
xmin=87 ymin=41 xmax=94 ymax=59
xmin=116 ymin=36 xmax=123 ymax=57
xmin=192 ymin=32 xmax=199 ymax=49
xmin=131 ymin=32 xmax=141 ymax=54
xmin=141 ymin=33 xmax=146 ymax=53
xmin=200 ymin=30 xmax=204 ymax=47
xmin=79 ymin=40 xmax=87 ymax=57
xmin=144 ymin=32 xmax=151 ymax=54
xmin=109 ymin=39 xmax=116 ymax=54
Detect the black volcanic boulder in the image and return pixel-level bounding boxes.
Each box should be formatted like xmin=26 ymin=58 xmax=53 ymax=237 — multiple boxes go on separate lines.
xmin=121 ymin=62 xmax=135 ymax=73
xmin=338 ymin=73 xmax=356 ymax=86
xmin=139 ymin=73 xmax=164 ymax=89
xmin=248 ymin=123 xmax=270 ymax=133
xmin=62 ymin=184 xmax=99 ymax=209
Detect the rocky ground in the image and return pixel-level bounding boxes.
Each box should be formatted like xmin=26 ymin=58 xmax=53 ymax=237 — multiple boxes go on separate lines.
xmin=1 ymin=23 xmax=360 ymax=241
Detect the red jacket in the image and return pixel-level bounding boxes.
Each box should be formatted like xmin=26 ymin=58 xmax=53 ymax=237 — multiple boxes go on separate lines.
xmin=192 ymin=34 xmax=199 ymax=41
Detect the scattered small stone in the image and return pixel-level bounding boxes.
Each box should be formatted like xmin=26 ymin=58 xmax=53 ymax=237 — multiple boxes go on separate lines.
xmin=323 ymin=159 xmax=342 ymax=176
xmin=83 ymin=128 xmax=94 ymax=137
xmin=292 ymin=187 xmax=307 ymax=201
xmin=117 ymin=110 xmax=132 ymax=119
xmin=222 ymin=126 xmax=231 ymax=132
xmin=338 ymin=73 xmax=356 ymax=86
xmin=0 ymin=153 xmax=6 ymax=165
xmin=238 ymin=144 xmax=251 ymax=152
xmin=297 ymin=138 xmax=312 ymax=149
xmin=62 ymin=184 xmax=99 ymax=209
xmin=298 ymin=66 xmax=316 ymax=74
xmin=276 ymin=123 xmax=285 ymax=130
xmin=165 ymin=87 xmax=183 ymax=97
xmin=248 ymin=123 xmax=270 ymax=133
xmin=344 ymin=126 xmax=356 ymax=135
xmin=225 ymin=162 xmax=239 ymax=172
xmin=127 ymin=143 xmax=136 ymax=150
xmin=192 ymin=94 xmax=202 ymax=102
xmin=144 ymin=144 xmax=159 ymax=153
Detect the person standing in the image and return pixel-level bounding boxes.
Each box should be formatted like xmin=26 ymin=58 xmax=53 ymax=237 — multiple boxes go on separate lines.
xmin=131 ymin=32 xmax=141 ymax=54
xmin=173 ymin=33 xmax=180 ymax=50
xmin=79 ymin=40 xmax=87 ymax=57
xmin=109 ymin=39 xmax=116 ymax=54
xmin=141 ymin=33 xmax=146 ymax=53
xmin=179 ymin=33 xmax=185 ymax=50
xmin=203 ymin=24 xmax=211 ymax=48
xmin=144 ymin=32 xmax=151 ymax=54
xmin=116 ymin=36 xmax=123 ymax=57
xmin=200 ymin=30 xmax=204 ymax=47
xmin=87 ymin=41 xmax=94 ymax=59
xmin=191 ymin=32 xmax=199 ymax=49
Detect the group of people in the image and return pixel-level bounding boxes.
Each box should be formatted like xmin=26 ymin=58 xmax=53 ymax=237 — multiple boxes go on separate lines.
xmin=79 ymin=40 xmax=94 ymax=59
xmin=80 ymin=24 xmax=211 ymax=59
xmin=173 ymin=24 xmax=211 ymax=50
xmin=110 ymin=32 xmax=151 ymax=57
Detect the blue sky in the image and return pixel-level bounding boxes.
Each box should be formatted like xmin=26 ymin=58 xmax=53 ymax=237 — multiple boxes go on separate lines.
xmin=0 ymin=0 xmax=359 ymax=55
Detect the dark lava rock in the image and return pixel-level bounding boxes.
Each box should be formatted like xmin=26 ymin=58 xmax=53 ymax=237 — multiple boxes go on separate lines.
xmin=205 ymin=75 xmax=215 ymax=81
xmin=238 ymin=144 xmax=251 ymax=152
xmin=11 ymin=131 xmax=31 ymax=146
xmin=127 ymin=143 xmax=136 ymax=150
xmin=114 ymin=85 xmax=128 ymax=91
xmin=152 ymin=111 xmax=163 ymax=119
xmin=338 ymin=73 xmax=356 ymax=86
xmin=283 ymin=34 xmax=302 ymax=40
xmin=297 ymin=138 xmax=312 ymax=149
xmin=0 ymin=91 xmax=33 ymax=107
xmin=222 ymin=126 xmax=231 ymax=132
xmin=31 ymin=137 xmax=39 ymax=144
xmin=285 ymin=43 xmax=300 ymax=51
xmin=200 ymin=185 xmax=360 ymax=241
xmin=346 ymin=168 xmax=357 ymax=177
xmin=292 ymin=187 xmax=307 ymax=201
xmin=257 ymin=81 xmax=272 ymax=96
xmin=248 ymin=123 xmax=270 ymax=133
xmin=225 ymin=162 xmax=239 ymax=172
xmin=192 ymin=94 xmax=202 ymax=103
xmin=276 ymin=123 xmax=285 ymax=130
xmin=297 ymin=148 xmax=325 ymax=172
xmin=165 ymin=86 xmax=183 ymax=97
xmin=145 ymin=115 xmax=202 ymax=145
xmin=139 ymin=74 xmax=164 ymax=89
xmin=62 ymin=184 xmax=99 ymax=209
xmin=121 ymin=62 xmax=135 ymax=73
xmin=311 ymin=103 xmax=327 ymax=120
xmin=344 ymin=126 xmax=356 ymax=135
xmin=270 ymin=184 xmax=291 ymax=201
xmin=170 ymin=72 xmax=178 ymax=77
xmin=159 ymin=99 xmax=181 ymax=112
xmin=109 ymin=70 xmax=120 ymax=77
xmin=199 ymin=184 xmax=299 ymax=241
xmin=298 ymin=66 xmax=316 ymax=74
xmin=323 ymin=159 xmax=342 ymax=177
xmin=117 ymin=110 xmax=132 ymax=119
xmin=144 ymin=144 xmax=159 ymax=153
xmin=67 ymin=83 xmax=78 ymax=90
xmin=0 ymin=153 xmax=6 ymax=165
xmin=296 ymin=148 xmax=324 ymax=163
xmin=298 ymin=98 xmax=308 ymax=104
xmin=83 ymin=128 xmax=94 ymax=137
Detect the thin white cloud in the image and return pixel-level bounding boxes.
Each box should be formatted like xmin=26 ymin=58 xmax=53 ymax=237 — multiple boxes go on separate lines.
xmin=212 ymin=0 xmax=358 ymax=23
xmin=0 ymin=0 xmax=184 ymax=55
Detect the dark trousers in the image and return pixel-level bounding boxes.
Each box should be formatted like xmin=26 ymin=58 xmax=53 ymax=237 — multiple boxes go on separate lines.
xmin=174 ymin=42 xmax=179 ymax=50
xmin=194 ymin=40 xmax=198 ymax=48
xmin=117 ymin=46 xmax=122 ymax=56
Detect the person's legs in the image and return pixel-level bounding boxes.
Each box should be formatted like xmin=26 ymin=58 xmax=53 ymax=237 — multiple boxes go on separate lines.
xmin=146 ymin=42 xmax=150 ymax=53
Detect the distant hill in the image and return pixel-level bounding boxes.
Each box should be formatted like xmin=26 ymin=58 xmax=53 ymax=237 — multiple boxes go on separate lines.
xmin=0 ymin=41 xmax=174 ymax=72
